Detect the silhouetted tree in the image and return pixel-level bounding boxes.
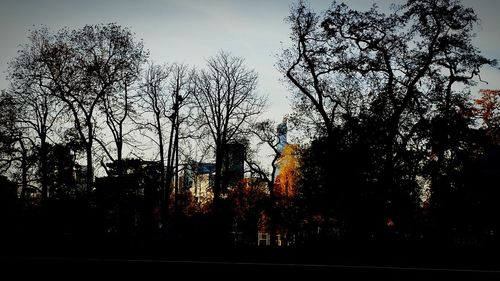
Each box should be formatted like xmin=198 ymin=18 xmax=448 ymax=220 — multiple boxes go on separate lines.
xmin=19 ymin=24 xmax=147 ymax=199
xmin=168 ymin=63 xmax=196 ymax=216
xmin=194 ymin=51 xmax=266 ymax=211
xmin=96 ymin=158 xmax=161 ymax=240
xmin=244 ymin=119 xmax=282 ymax=246
xmin=0 ymin=90 xmax=18 ymax=175
xmin=138 ymin=62 xmax=195 ymax=227
xmin=139 ymin=62 xmax=171 ymax=223
xmin=95 ymin=39 xmax=147 ymax=176
xmin=227 ymin=178 xmax=268 ymax=245
xmin=45 ymin=143 xmax=77 ymax=199
xmin=8 ymin=38 xmax=67 ymax=203
xmin=281 ymin=0 xmax=496 ymax=240
xmin=0 ymin=90 xmax=39 ymax=205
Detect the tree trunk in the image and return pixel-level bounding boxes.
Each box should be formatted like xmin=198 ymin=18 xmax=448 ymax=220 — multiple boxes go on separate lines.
xmin=40 ymin=137 xmax=48 ymax=203
xmin=383 ymin=118 xmax=397 ymax=217
xmin=160 ymin=113 xmax=171 ymax=228
xmin=212 ymin=141 xmax=226 ymax=243
xmin=19 ymin=140 xmax=28 ymax=205
xmin=268 ymin=182 xmax=278 ymax=247
xmin=174 ymin=118 xmax=180 ymax=216
xmin=85 ymin=122 xmax=94 ymax=199
xmin=157 ymin=117 xmax=165 ymax=211
xmin=213 ymin=142 xmax=224 ymax=211
xmin=116 ymin=139 xmax=123 ymax=176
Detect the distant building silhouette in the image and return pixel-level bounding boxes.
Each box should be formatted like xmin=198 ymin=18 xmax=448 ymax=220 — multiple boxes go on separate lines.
xmin=185 ymin=162 xmax=215 ymax=205
xmin=184 ymin=141 xmax=246 ymax=205
xmin=276 ymin=117 xmax=288 ymax=153
xmin=275 ymin=118 xmax=288 ymax=179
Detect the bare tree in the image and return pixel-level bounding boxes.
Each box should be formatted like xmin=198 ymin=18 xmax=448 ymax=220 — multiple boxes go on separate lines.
xmin=139 ymin=62 xmax=171 ymax=221
xmin=139 ymin=62 xmax=196 ymax=224
xmin=244 ymin=119 xmax=282 ymax=246
xmin=0 ymin=91 xmax=40 ymax=205
xmin=279 ymin=0 xmax=496 ymax=235
xmin=32 ymin=24 xmax=146 ymax=197
xmin=0 ymin=90 xmax=20 ymax=175
xmin=194 ymin=51 xmax=266 ymax=210
xmin=96 ymin=44 xmax=147 ymax=176
xmin=168 ymin=63 xmax=196 ymax=215
xmin=8 ymin=35 xmax=66 ymax=203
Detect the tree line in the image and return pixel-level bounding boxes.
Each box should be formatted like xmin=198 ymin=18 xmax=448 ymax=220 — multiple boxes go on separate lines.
xmin=0 ymin=23 xmax=267 ymax=244
xmin=279 ymin=0 xmax=500 ymax=245
xmin=1 ymin=0 xmax=500 ymax=248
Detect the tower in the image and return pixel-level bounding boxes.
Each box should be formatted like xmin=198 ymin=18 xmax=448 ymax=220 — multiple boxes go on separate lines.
xmin=276 ymin=117 xmax=288 ymax=153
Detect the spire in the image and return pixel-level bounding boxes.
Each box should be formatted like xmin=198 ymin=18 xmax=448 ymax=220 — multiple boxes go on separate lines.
xmin=277 ymin=116 xmax=288 ymax=153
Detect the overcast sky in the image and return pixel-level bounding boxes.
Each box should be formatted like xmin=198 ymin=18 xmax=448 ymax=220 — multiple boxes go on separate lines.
xmin=1 ymin=0 xmax=499 ymax=121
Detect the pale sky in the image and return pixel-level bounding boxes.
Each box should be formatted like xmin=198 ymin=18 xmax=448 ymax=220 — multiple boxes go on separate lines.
xmin=1 ymin=0 xmax=499 ymax=121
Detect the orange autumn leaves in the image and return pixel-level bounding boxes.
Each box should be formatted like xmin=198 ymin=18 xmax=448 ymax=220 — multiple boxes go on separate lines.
xmin=475 ymin=89 xmax=500 ymax=128
xmin=275 ymin=144 xmax=300 ymax=198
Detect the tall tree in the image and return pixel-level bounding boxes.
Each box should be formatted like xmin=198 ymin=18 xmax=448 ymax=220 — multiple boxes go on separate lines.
xmin=0 ymin=90 xmax=39 ymax=205
xmin=96 ymin=42 xmax=147 ymax=176
xmin=26 ymin=24 xmax=147 ymax=198
xmin=244 ymin=119 xmax=283 ymax=246
xmin=0 ymin=90 xmax=18 ymax=175
xmin=8 ymin=34 xmax=66 ymax=203
xmin=139 ymin=62 xmax=196 ymax=226
xmin=168 ymin=63 xmax=196 ymax=215
xmin=194 ymin=51 xmax=266 ymax=211
xmin=280 ymin=0 xmax=496 ymax=238
xmin=139 ymin=62 xmax=172 ymax=223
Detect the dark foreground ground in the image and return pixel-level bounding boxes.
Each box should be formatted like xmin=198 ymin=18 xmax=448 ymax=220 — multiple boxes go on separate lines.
xmin=2 ymin=239 xmax=500 ymax=280
xmin=4 ymin=256 xmax=500 ymax=280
